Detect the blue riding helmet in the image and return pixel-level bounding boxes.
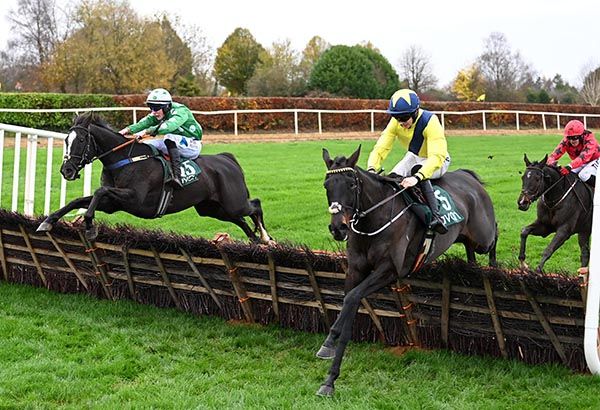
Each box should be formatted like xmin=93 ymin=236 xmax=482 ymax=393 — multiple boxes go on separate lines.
xmin=386 ymin=89 xmax=420 ymax=116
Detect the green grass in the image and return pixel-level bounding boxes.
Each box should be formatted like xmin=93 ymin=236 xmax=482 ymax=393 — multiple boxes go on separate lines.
xmin=1 ymin=282 xmax=600 ymax=409
xmin=0 ymin=134 xmax=585 ymax=272
xmin=1 ymin=134 xmax=600 ymax=407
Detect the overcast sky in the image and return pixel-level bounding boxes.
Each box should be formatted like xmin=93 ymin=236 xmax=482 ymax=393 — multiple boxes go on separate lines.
xmin=1 ymin=0 xmax=599 ymax=87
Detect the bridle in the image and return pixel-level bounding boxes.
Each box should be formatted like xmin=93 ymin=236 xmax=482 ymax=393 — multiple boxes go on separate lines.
xmin=520 ymin=165 xmax=580 ymax=210
xmin=325 ymin=167 xmax=412 ymax=236
xmin=64 ymin=125 xmax=98 ymax=168
xmin=64 ymin=124 xmax=139 ymax=171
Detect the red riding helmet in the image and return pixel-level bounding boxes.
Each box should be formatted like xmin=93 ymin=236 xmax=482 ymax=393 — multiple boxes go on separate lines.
xmin=564 ymin=120 xmax=585 ymax=137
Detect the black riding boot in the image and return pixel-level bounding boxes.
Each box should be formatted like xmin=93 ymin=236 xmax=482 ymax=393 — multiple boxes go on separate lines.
xmin=420 ymin=179 xmax=448 ymax=234
xmin=165 ymin=141 xmax=183 ymax=189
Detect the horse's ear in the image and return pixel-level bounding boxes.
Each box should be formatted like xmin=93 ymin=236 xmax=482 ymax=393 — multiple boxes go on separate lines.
xmin=524 ymin=153 xmax=531 ymax=166
xmin=322 ymin=148 xmax=333 ymax=169
xmin=347 ymin=145 xmax=361 ymax=168
xmin=542 ymin=154 xmax=548 ymax=165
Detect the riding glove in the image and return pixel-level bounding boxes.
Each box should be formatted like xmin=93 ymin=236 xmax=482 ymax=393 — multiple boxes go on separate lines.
xmin=560 ymin=165 xmax=571 ymax=176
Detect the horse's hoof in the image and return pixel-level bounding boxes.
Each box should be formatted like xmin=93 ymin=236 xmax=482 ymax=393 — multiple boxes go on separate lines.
xmin=578 ymin=267 xmax=589 ymax=275
xmin=316 ymin=345 xmax=335 ymax=360
xmin=85 ymin=226 xmax=98 ymax=241
xmin=316 ymin=384 xmax=334 ymax=397
xmin=519 ymin=260 xmax=529 ymax=270
xmin=36 ymin=222 xmax=53 ymax=233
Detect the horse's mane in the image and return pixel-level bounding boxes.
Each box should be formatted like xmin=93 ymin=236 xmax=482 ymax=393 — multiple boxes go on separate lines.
xmin=73 ymin=111 xmax=117 ymax=133
xmin=456 ymin=168 xmax=485 ymax=186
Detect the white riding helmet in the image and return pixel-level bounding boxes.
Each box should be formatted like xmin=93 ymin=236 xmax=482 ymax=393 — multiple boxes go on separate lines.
xmin=146 ymin=88 xmax=172 ymax=104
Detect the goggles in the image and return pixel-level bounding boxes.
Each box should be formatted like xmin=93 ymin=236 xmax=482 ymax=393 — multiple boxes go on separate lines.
xmin=148 ymin=103 xmax=167 ymax=112
xmin=567 ymin=134 xmax=582 ymax=141
xmin=392 ymin=113 xmax=413 ymax=123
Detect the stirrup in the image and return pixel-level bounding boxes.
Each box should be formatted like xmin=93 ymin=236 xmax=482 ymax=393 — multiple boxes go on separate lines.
xmin=428 ymin=217 xmax=448 ymax=234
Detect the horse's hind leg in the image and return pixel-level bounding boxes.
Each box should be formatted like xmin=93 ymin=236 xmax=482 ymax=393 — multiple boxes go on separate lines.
xmin=488 ymin=223 xmax=498 ymax=267
xmin=194 ymin=203 xmax=260 ymax=242
xmin=248 ymin=198 xmax=272 ymax=243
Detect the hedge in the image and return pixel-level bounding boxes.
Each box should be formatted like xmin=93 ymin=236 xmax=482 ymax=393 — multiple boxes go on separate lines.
xmin=2 ymin=93 xmax=600 ymax=133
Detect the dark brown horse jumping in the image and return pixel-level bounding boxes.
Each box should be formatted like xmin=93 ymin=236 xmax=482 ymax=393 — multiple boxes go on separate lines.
xmin=36 ymin=112 xmax=272 ymax=244
xmin=317 ymin=146 xmax=498 ymax=396
xmin=517 ymin=154 xmax=593 ymax=273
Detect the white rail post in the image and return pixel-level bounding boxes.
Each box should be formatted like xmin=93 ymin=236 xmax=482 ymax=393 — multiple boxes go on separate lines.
xmin=234 ymin=112 xmax=238 ymax=136
xmin=44 ymin=137 xmax=54 ymax=215
xmin=294 ymin=110 xmax=298 ymax=134
xmin=584 ymin=115 xmax=588 ymax=129
xmin=133 ymin=108 xmax=137 ymax=123
xmin=11 ymin=132 xmax=21 ymax=212
xmin=440 ymin=113 xmax=445 ymax=130
xmin=371 ymin=111 xmax=375 ymax=133
xmin=24 ymin=134 xmax=38 ymax=215
xmin=516 ymin=112 xmax=520 ymax=131
xmin=318 ymin=112 xmax=322 ymax=134
xmin=584 ymin=180 xmax=600 ymax=374
xmin=542 ymin=114 xmax=547 ymax=130
xmin=482 ymin=112 xmax=487 ymax=131
xmin=60 ymin=143 xmax=67 ymax=208
xmin=557 ymin=114 xmax=560 ymax=130
xmin=0 ymin=130 xmax=3 ymax=206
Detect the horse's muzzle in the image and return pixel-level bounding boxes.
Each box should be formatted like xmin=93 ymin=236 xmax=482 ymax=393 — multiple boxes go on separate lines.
xmin=329 ymin=222 xmax=349 ymax=241
xmin=60 ymin=161 xmax=80 ymax=181
xmin=517 ymin=193 xmax=531 ymax=211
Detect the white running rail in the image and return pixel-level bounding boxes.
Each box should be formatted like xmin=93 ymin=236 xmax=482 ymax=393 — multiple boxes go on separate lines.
xmin=0 ymin=123 xmax=92 ymax=216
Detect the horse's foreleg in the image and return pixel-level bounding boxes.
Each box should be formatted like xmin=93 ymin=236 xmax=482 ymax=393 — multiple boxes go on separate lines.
xmin=578 ymin=233 xmax=591 ymax=269
xmin=536 ymin=227 xmax=572 ymax=273
xmin=83 ymin=187 xmax=138 ymax=241
xmin=36 ymin=195 xmax=94 ymax=233
xmin=316 ymin=264 xmax=395 ymax=397
xmin=519 ymin=221 xmax=551 ymax=269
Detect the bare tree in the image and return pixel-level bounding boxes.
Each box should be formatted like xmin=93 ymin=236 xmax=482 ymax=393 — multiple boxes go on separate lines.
xmin=580 ymin=62 xmax=600 ymax=106
xmin=6 ymin=0 xmax=65 ymax=66
xmin=398 ymin=45 xmax=437 ymax=93
xmin=477 ymin=32 xmax=535 ymax=101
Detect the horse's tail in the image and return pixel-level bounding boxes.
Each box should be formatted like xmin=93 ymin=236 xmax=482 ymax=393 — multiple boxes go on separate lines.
xmin=457 ymin=168 xmax=485 ymax=186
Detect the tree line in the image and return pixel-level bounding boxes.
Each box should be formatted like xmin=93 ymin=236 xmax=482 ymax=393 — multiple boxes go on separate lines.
xmin=1 ymin=0 xmax=599 ymax=105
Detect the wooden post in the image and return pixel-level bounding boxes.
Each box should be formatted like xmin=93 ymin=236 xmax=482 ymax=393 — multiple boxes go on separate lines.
xmin=121 ymin=244 xmax=137 ymax=301
xmin=218 ymin=248 xmax=254 ymax=322
xmin=180 ymin=247 xmax=222 ymax=310
xmin=267 ymin=252 xmax=280 ymax=323
xmin=19 ymin=225 xmax=47 ymax=287
xmin=519 ymin=279 xmax=568 ymax=365
xmin=579 ymin=271 xmax=589 ymax=312
xmin=483 ymin=276 xmax=508 ymax=358
xmin=305 ymin=261 xmax=331 ymax=331
xmin=392 ymin=280 xmax=420 ymax=346
xmin=361 ymin=298 xmax=386 ymax=343
xmin=46 ymin=232 xmax=89 ymax=290
xmin=77 ymin=232 xmax=113 ymax=300
xmin=151 ymin=246 xmax=182 ymax=310
xmin=440 ymin=273 xmax=451 ymax=347
xmin=0 ymin=228 xmax=7 ymax=281
xmin=339 ymin=259 xmax=384 ymax=341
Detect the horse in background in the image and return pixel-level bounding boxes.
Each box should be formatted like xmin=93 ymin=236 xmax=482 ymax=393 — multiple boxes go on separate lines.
xmin=316 ymin=145 xmax=497 ymax=396
xmin=517 ymin=154 xmax=593 ymax=273
xmin=37 ymin=112 xmax=272 ymax=244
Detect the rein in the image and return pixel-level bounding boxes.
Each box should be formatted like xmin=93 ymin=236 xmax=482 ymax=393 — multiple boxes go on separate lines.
xmin=522 ymin=166 xmax=586 ymax=211
xmin=67 ymin=124 xmax=152 ymax=170
xmin=325 ymin=167 xmax=412 ymax=236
